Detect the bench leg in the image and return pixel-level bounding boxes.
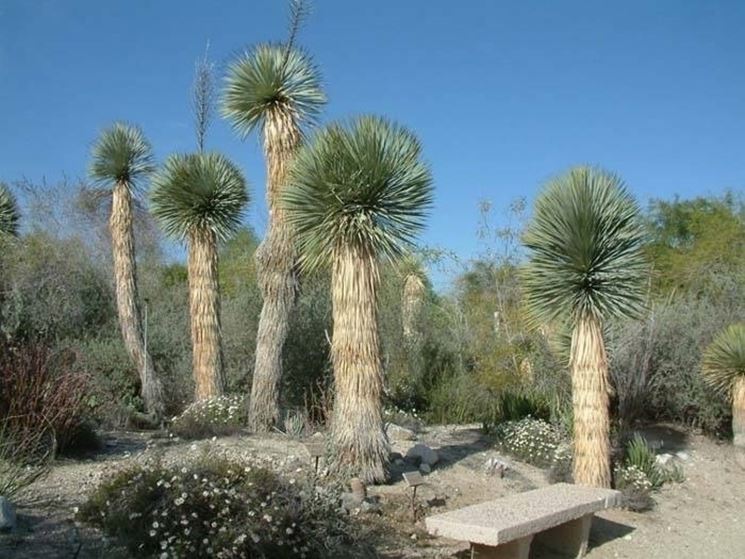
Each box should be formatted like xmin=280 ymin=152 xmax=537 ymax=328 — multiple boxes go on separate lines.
xmin=471 ymin=535 xmax=533 ymax=559
xmin=533 ymin=513 xmax=593 ymax=558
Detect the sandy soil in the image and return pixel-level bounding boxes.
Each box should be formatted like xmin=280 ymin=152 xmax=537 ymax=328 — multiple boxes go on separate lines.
xmin=1 ymin=424 xmax=744 ymax=558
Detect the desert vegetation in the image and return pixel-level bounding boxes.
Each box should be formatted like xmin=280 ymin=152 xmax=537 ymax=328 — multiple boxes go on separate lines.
xmin=2 ymin=1 xmax=745 ymax=558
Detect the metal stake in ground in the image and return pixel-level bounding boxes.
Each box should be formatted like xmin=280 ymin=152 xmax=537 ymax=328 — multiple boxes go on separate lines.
xmin=403 ymin=471 xmax=424 ymax=521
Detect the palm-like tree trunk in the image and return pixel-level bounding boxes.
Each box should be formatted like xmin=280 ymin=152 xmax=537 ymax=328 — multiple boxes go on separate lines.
xmin=570 ymin=314 xmax=611 ymax=487
xmin=733 ymin=377 xmax=745 ymax=448
xmin=110 ymin=182 xmax=164 ymax=420
xmin=402 ymin=273 xmax=425 ymax=347
xmin=249 ymin=110 xmax=300 ymax=431
xmin=330 ymin=245 xmax=389 ymax=484
xmin=188 ymin=228 xmax=224 ymax=400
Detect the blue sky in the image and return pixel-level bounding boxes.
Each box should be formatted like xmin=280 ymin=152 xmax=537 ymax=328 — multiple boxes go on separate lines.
xmin=2 ymin=0 xmax=744 ymax=284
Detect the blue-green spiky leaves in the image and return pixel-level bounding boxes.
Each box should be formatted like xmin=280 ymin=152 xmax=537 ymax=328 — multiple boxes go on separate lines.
xmin=702 ymin=324 xmax=745 ymax=396
xmin=0 ymin=182 xmax=20 ymax=237
xmin=221 ymin=43 xmax=326 ymax=137
xmin=283 ymin=115 xmax=433 ymax=272
xmin=89 ymin=122 xmax=155 ymax=193
xmin=150 ymin=152 xmax=249 ymax=242
xmin=522 ymin=166 xmax=647 ymax=326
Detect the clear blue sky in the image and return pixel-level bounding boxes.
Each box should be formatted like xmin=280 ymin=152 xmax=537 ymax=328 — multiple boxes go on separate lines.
xmin=2 ymin=0 xmax=744 ymax=281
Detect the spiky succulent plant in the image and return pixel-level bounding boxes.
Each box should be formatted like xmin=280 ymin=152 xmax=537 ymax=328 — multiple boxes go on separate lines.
xmin=150 ymin=152 xmax=248 ymax=241
xmin=89 ymin=122 xmax=155 ymax=192
xmin=0 ymin=182 xmax=19 ymax=237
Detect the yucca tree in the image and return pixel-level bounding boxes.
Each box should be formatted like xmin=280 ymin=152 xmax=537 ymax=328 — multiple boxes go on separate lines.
xmin=0 ymin=182 xmax=20 ymax=237
xmin=702 ymin=324 xmax=745 ymax=447
xmin=150 ymin=153 xmax=248 ymax=401
xmin=522 ymin=166 xmax=646 ymax=487
xmin=222 ymin=43 xmax=326 ymax=431
xmin=400 ymin=255 xmax=427 ymax=348
xmin=90 ymin=123 xmax=165 ymax=421
xmin=284 ymin=116 xmax=433 ymax=483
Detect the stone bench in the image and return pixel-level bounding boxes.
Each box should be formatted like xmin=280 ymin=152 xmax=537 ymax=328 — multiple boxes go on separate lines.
xmin=425 ymin=483 xmax=622 ymax=559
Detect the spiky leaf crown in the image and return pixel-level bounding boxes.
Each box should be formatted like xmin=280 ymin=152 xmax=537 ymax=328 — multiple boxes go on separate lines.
xmin=89 ymin=122 xmax=155 ymax=193
xmin=0 ymin=182 xmax=20 ymax=237
xmin=222 ymin=43 xmax=326 ymax=138
xmin=522 ymin=166 xmax=647 ymax=326
xmin=150 ymin=152 xmax=249 ymax=241
xmin=282 ymin=115 xmax=433 ymax=272
xmin=702 ymin=323 xmax=745 ymax=396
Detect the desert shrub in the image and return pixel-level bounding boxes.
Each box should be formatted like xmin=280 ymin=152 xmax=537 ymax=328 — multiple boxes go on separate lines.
xmin=608 ymin=296 xmax=738 ymax=435
xmin=492 ymin=417 xmax=563 ymax=467
xmin=614 ymin=464 xmax=654 ymax=511
xmin=78 ymin=454 xmax=371 ymax=558
xmin=0 ymin=419 xmax=55 ymax=500
xmin=0 ymin=232 xmax=113 ymax=343
xmin=0 ymin=342 xmax=91 ymax=455
xmin=170 ymin=395 xmax=247 ymax=440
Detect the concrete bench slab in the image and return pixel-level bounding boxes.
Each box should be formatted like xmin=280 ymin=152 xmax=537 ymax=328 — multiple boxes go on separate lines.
xmin=425 ymin=483 xmax=621 ymax=558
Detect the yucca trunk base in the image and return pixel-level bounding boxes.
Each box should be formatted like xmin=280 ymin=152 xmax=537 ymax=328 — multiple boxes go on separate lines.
xmin=249 ymin=110 xmax=301 ymax=432
xmin=571 ymin=315 xmax=611 ymax=488
xmin=188 ymin=229 xmax=225 ymax=401
xmin=329 ymin=247 xmax=389 ymax=484
xmin=733 ymin=378 xmax=745 ymax=448
xmin=110 ymin=183 xmax=165 ymax=421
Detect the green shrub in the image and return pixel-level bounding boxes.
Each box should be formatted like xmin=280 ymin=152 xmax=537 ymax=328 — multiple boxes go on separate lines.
xmin=78 ymin=454 xmax=371 ymax=558
xmin=492 ymin=418 xmax=563 ymax=467
xmin=170 ymin=395 xmax=247 ymax=440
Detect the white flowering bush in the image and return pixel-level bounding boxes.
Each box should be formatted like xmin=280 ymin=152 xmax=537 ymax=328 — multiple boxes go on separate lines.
xmin=78 ymin=454 xmax=370 ymax=558
xmin=170 ymin=394 xmax=247 ymax=439
xmin=614 ymin=464 xmax=654 ymax=511
xmin=493 ymin=418 xmax=563 ymax=467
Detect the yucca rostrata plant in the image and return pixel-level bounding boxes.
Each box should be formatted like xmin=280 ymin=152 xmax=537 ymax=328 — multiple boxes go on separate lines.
xmin=89 ymin=123 xmax=165 ymax=421
xmin=283 ymin=116 xmax=433 ymax=483
xmin=702 ymin=324 xmax=745 ymax=447
xmin=522 ymin=166 xmax=646 ymax=487
xmin=150 ymin=153 xmax=248 ymax=401
xmin=0 ymin=182 xmax=20 ymax=238
xmin=222 ymin=43 xmax=326 ymax=431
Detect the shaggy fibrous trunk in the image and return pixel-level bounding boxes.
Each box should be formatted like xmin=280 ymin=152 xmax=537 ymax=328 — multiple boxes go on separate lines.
xmin=733 ymin=377 xmax=745 ymax=448
xmin=249 ymin=109 xmax=301 ymax=431
xmin=402 ymin=273 xmax=425 ymax=347
xmin=330 ymin=245 xmax=389 ymax=484
xmin=188 ymin=228 xmax=224 ymax=400
xmin=570 ymin=314 xmax=611 ymax=488
xmin=110 ymin=182 xmax=164 ymax=421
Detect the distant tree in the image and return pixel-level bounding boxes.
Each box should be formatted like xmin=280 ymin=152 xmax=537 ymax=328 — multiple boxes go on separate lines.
xmin=523 ymin=167 xmax=646 ymax=487
xmin=150 ymin=153 xmax=248 ymax=400
xmin=646 ymin=193 xmax=745 ymax=297
xmin=222 ymin=41 xmax=326 ymax=431
xmin=284 ymin=116 xmax=433 ymax=482
xmin=89 ymin=123 xmax=165 ymax=421
xmin=0 ymin=182 xmax=20 ymax=237
xmin=702 ymin=324 xmax=745 ymax=447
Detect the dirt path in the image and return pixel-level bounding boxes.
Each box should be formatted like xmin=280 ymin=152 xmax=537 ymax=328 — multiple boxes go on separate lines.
xmin=2 ymin=425 xmax=744 ymax=558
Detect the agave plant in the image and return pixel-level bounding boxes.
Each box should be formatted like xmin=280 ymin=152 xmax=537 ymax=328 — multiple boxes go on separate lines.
xmin=702 ymin=324 xmax=745 ymax=447
xmin=522 ymin=166 xmax=646 ymax=487
xmin=0 ymin=182 xmax=20 ymax=237
xmin=150 ymin=152 xmax=248 ymax=400
xmin=283 ymin=116 xmax=433 ymax=483
xmin=222 ymin=43 xmax=326 ymax=431
xmin=90 ymin=123 xmax=165 ymax=421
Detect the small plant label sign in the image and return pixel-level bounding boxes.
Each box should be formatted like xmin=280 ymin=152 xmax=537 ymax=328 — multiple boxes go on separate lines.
xmin=403 ymin=471 xmax=424 ymax=487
